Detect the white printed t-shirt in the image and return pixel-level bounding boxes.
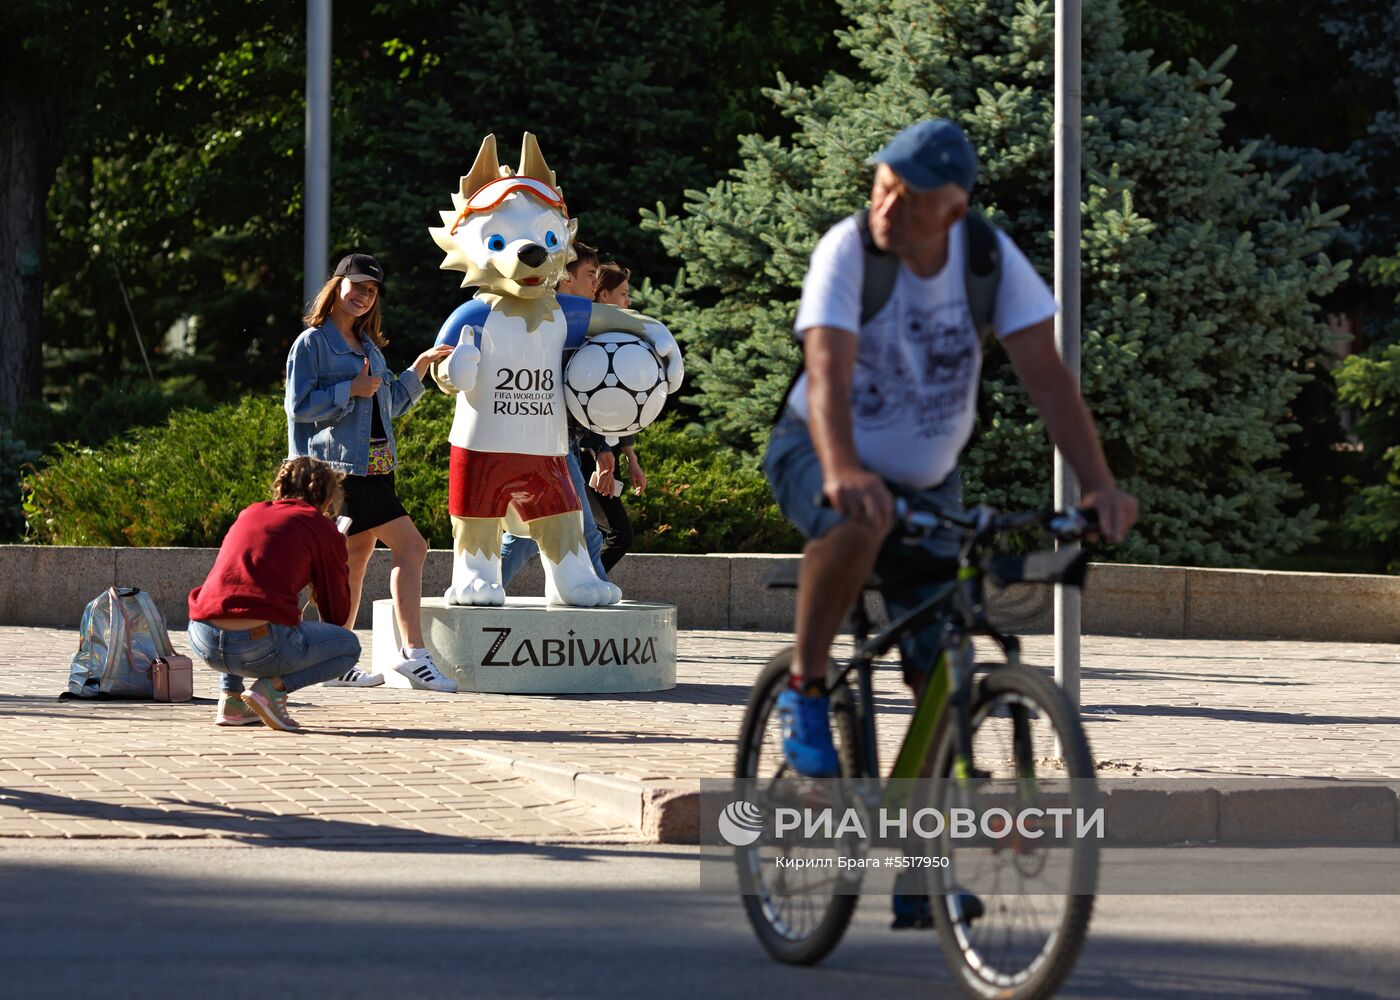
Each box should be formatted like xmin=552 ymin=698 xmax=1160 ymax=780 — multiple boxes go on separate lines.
xmin=788 ymin=215 xmax=1057 ymax=489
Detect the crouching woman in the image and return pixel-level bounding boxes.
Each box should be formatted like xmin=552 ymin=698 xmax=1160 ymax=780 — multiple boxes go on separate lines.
xmin=187 ymin=457 xmax=360 ymax=732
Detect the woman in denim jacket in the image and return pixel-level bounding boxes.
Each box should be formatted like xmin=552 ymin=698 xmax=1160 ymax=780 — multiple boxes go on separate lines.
xmin=286 ymin=253 xmax=456 ymax=692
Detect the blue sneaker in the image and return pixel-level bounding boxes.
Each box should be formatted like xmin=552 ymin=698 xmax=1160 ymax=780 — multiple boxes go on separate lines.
xmin=776 ymin=686 xmax=840 ymax=777
xmin=891 ymin=892 xmax=983 ymax=930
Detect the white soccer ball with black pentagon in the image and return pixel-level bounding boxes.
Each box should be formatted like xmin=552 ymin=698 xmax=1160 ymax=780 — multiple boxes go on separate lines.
xmin=563 ymin=331 xmax=669 ymax=443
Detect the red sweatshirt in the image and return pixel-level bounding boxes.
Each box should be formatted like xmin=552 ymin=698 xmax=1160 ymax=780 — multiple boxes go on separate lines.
xmin=188 ymin=499 xmax=351 ymax=628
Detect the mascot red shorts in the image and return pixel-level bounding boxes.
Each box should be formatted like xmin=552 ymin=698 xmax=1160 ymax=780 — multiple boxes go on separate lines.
xmin=448 ymin=446 xmax=580 ymax=520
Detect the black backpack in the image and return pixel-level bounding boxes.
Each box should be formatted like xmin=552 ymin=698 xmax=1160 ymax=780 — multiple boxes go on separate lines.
xmin=774 ymin=208 xmax=1003 ymax=423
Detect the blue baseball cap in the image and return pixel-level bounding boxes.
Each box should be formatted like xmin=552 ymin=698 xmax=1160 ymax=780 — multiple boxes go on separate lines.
xmin=868 ymin=119 xmax=978 ymax=193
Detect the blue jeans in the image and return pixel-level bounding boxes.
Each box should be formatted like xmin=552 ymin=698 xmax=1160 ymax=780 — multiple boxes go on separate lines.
xmin=763 ymin=413 xmax=962 ymax=677
xmin=500 ymin=448 xmax=608 ymax=584
xmin=187 ymin=619 xmax=362 ymax=695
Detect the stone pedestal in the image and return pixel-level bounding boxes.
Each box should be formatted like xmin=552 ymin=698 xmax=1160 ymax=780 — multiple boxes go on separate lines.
xmin=371 ymin=597 xmax=677 ymax=693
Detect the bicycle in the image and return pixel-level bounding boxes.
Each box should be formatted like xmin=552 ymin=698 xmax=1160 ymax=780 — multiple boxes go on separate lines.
xmin=734 ymin=500 xmax=1101 ymax=1000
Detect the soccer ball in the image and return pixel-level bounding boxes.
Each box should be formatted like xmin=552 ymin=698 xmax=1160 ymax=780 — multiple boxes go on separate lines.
xmin=563 ymin=332 xmax=668 ymax=442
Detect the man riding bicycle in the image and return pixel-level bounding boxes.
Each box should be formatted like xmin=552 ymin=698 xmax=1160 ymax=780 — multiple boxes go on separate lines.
xmin=763 ymin=118 xmax=1139 ymax=780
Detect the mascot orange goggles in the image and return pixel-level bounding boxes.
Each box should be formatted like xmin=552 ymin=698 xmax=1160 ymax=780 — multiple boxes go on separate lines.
xmin=449 ymin=177 xmax=569 ymax=236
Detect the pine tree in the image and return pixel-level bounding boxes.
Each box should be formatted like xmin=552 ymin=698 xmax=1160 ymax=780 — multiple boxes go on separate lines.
xmin=645 ymin=0 xmax=1350 ymax=566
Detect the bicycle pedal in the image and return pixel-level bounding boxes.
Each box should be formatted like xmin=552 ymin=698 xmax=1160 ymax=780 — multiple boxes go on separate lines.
xmin=891 ymin=894 xmax=933 ymax=930
xmin=957 ymin=891 xmax=985 ymax=925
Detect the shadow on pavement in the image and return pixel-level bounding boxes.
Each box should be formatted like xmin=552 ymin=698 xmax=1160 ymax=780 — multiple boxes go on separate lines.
xmin=0 ymin=848 xmax=1394 ymax=1000
xmin=1084 ymin=703 xmax=1400 ymax=726
xmin=327 ymin=727 xmax=735 ymax=745
xmin=0 ymin=786 xmax=630 ymax=850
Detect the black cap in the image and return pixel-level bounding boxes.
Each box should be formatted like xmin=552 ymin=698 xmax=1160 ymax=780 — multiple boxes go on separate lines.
xmin=332 ymin=253 xmax=385 ymax=286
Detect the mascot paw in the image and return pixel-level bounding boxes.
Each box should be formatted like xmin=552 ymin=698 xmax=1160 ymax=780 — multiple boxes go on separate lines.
xmin=446 ymin=338 xmax=482 ymax=392
xmin=546 ymin=575 xmax=620 ymax=608
xmin=641 ymin=321 xmax=684 ymax=392
xmin=444 ymin=578 xmax=505 ymax=607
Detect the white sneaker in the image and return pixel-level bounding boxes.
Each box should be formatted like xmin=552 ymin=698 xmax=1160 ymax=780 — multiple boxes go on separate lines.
xmin=323 ymin=668 xmax=385 ymax=688
xmin=389 ymin=652 xmax=457 ymax=693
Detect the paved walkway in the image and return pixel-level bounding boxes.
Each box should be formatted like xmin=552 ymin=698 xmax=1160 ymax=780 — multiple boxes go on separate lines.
xmin=1 ymin=627 xmax=1397 ymax=843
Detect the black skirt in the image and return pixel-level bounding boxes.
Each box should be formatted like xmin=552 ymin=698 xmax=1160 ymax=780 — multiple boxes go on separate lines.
xmin=339 ymin=472 xmax=409 ymax=536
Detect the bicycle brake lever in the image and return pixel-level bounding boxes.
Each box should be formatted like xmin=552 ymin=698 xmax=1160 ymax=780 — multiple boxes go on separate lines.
xmin=1049 ymin=508 xmax=1102 ymax=545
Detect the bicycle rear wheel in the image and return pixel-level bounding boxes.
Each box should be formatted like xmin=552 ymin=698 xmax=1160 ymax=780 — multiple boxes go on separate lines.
xmin=925 ymin=664 xmax=1098 ymax=1000
xmin=734 ymin=647 xmax=862 ymax=965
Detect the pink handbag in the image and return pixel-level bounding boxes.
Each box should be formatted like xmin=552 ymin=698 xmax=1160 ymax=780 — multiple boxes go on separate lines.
xmin=151 ymin=655 xmax=194 ymax=702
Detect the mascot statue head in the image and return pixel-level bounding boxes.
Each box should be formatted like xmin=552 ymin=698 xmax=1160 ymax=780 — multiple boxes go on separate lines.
xmin=429 ymin=133 xmax=578 ymax=303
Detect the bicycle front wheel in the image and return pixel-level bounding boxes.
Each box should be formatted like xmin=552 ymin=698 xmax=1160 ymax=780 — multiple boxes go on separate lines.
xmin=734 ymin=647 xmax=862 ymax=965
xmin=925 ymin=664 xmax=1099 ymax=1000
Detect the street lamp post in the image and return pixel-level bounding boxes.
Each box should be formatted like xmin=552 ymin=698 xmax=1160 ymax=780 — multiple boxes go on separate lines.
xmin=303 ymin=0 xmax=331 ymax=309
xmin=1054 ymin=0 xmax=1083 ymax=713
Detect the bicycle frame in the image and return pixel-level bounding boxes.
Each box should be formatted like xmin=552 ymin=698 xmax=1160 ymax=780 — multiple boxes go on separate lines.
xmin=829 ymin=563 xmax=1022 ymax=814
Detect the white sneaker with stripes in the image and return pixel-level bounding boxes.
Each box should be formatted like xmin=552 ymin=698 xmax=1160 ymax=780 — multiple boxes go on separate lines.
xmin=387 ymin=650 xmax=458 ymax=693
xmin=323 ymin=668 xmax=385 ymax=688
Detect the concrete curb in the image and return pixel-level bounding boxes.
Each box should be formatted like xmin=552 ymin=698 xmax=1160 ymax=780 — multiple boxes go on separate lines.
xmin=3 ymin=545 xmax=1398 ymax=642
xmin=458 ymin=746 xmax=1400 ymax=846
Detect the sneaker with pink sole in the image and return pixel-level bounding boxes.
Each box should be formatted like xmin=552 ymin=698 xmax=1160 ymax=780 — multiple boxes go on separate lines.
xmin=240 ymin=678 xmax=302 ymax=732
xmin=215 ymin=693 xmax=262 ymax=726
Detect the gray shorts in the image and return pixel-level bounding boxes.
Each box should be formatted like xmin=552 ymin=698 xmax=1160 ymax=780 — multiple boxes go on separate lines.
xmin=762 ymin=412 xmax=963 ymax=677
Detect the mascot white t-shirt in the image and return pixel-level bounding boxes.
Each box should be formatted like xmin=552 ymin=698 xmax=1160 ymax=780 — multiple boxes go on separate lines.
xmin=788 ymin=215 xmax=1057 ymax=489
xmin=434 ymin=295 xmax=590 ymax=456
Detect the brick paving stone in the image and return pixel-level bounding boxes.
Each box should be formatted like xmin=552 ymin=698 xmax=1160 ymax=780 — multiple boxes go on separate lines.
xmin=0 ymin=627 xmax=637 ymax=845
xmin=3 ymin=625 xmax=1397 ymax=844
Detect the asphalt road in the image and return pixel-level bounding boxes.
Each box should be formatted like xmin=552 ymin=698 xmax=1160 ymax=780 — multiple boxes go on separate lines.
xmin=2 ymin=842 xmax=1398 ymax=999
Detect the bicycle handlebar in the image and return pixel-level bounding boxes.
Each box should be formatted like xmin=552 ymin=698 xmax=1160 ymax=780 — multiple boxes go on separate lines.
xmin=814 ymin=493 xmax=1101 ymax=567
xmin=894 ymin=500 xmax=1098 ymax=544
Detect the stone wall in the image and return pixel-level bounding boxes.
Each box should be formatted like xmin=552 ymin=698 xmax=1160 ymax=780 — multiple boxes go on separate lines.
xmin=2 ymin=545 xmax=1396 ymax=641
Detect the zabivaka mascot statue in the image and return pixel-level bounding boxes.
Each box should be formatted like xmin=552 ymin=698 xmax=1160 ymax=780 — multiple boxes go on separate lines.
xmin=428 ymin=133 xmax=683 ymax=609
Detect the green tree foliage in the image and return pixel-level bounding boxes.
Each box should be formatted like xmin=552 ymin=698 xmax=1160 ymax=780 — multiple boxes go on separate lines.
xmin=13 ymin=0 xmax=844 ymax=540
xmin=22 ymin=394 xmax=287 ymax=547
xmin=1335 ymin=247 xmax=1400 ymax=570
xmin=1122 ymin=1 xmax=1398 ymax=335
xmin=37 ymin=2 xmax=308 ymax=402
xmin=21 ymin=393 xmax=795 ymax=552
xmin=36 ymin=1 xmax=845 ymax=407
xmin=645 ymin=0 xmax=1351 ymax=566
xmin=1117 ymin=1 xmax=1399 ymax=545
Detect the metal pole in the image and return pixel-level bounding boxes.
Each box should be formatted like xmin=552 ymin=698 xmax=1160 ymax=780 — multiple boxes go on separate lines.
xmin=303 ymin=0 xmax=331 ymax=309
xmin=1054 ymin=0 xmax=1083 ymax=713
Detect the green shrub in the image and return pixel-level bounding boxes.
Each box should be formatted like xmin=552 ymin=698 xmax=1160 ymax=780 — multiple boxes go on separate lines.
xmin=23 ymin=394 xmax=286 ymax=546
xmin=391 ymin=390 xmax=456 ymax=549
xmin=620 ymin=417 xmax=800 ymax=553
xmin=22 ymin=388 xmax=798 ymax=553
xmin=1 ymin=377 xmax=219 ymax=541
xmin=12 ymin=377 xmax=216 ymax=453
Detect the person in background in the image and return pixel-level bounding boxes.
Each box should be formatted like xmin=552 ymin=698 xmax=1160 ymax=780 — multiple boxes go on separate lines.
xmin=580 ymin=261 xmax=646 ymax=571
xmin=286 ymin=252 xmax=457 ymax=692
xmin=592 ymin=261 xmax=631 ymax=308
xmin=585 ymin=434 xmax=646 ymax=572
xmin=187 ymin=458 xmax=359 ymax=733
